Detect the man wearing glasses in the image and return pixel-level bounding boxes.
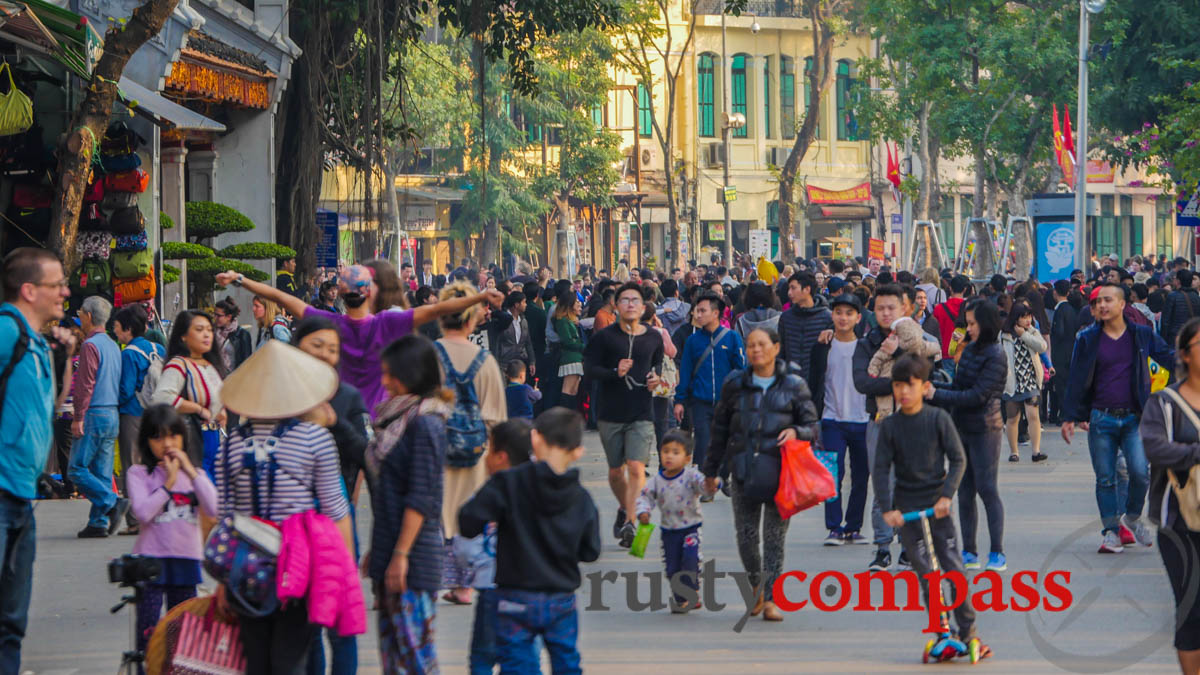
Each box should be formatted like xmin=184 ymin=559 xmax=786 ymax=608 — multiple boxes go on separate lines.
xmin=583 ymin=282 xmax=664 ymax=548
xmin=1062 ymin=283 xmax=1174 ymax=554
xmin=0 ymin=248 xmax=74 ymax=672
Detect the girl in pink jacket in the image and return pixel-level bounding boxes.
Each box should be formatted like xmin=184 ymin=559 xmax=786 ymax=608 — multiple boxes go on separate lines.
xmin=125 ymin=404 xmax=219 ymax=656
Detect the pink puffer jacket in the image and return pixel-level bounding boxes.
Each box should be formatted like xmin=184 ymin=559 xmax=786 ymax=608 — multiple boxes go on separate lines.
xmin=277 ymin=510 xmax=366 ymax=636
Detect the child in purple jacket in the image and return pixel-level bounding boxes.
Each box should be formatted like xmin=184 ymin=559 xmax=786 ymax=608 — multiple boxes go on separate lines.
xmin=125 ymin=404 xmax=219 ymax=654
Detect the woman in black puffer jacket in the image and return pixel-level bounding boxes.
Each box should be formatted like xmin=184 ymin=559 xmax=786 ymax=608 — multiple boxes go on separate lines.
xmin=930 ymin=298 xmax=1009 ymax=572
xmin=704 ymin=326 xmax=819 ymax=622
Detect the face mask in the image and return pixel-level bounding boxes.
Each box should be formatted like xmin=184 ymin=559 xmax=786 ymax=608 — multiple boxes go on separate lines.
xmin=343 ymin=293 xmax=367 ymax=309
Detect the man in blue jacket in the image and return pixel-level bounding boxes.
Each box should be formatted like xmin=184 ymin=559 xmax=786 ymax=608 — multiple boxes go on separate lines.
xmin=0 ymin=248 xmax=73 ymax=672
xmin=675 ymin=292 xmax=745 ymax=480
xmin=1062 ymin=284 xmax=1174 ymax=554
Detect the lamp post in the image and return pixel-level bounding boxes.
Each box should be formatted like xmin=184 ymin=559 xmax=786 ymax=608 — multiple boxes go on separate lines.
xmin=1073 ymin=0 xmax=1107 ymax=272
xmin=719 ymin=12 xmax=756 ymax=268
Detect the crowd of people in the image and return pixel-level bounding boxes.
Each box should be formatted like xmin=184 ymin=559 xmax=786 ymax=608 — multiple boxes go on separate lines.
xmin=4 ymin=243 xmax=1200 ymax=673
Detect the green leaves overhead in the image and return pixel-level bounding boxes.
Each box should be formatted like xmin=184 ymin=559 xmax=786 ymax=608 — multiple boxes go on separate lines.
xmin=216 ymin=243 xmax=299 ymax=260
xmin=161 ymin=241 xmax=214 ymax=260
xmin=185 ymin=201 xmax=256 ymax=238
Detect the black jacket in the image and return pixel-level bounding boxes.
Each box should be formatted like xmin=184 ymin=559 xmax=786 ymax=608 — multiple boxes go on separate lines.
xmin=459 ymin=461 xmax=600 ymax=593
xmin=227 ymin=327 xmax=252 ymax=371
xmin=494 ymin=313 xmax=535 ymax=372
xmin=777 ymin=301 xmax=833 ymax=382
xmin=1049 ymin=300 xmax=1079 ymax=375
xmin=328 ymin=382 xmax=371 ymax=491
xmin=704 ymin=359 xmax=820 ymax=478
xmin=931 ymin=340 xmax=1007 ymax=430
xmin=1162 ymin=289 xmax=1200 ymax=346
xmin=852 ymin=325 xmax=939 ymax=417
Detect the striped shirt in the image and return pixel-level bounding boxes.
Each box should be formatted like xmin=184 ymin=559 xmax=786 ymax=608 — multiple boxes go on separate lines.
xmin=214 ymin=421 xmax=350 ymax=523
xmin=152 ymin=357 xmax=223 ymax=427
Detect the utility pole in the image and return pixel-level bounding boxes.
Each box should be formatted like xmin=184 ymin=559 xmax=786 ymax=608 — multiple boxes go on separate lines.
xmin=1074 ymin=0 xmax=1106 ymax=271
xmin=721 ymin=11 xmax=732 ymax=268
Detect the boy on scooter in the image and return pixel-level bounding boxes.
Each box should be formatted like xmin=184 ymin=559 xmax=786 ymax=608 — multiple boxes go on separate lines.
xmin=876 ymin=354 xmax=988 ymax=658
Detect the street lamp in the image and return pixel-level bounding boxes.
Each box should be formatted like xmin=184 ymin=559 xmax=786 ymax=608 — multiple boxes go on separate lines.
xmin=719 ymin=11 xmax=755 ymax=268
xmin=1073 ymin=0 xmax=1106 ymax=272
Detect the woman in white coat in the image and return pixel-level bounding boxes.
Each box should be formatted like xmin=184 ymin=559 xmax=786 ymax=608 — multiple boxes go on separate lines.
xmin=1000 ymin=301 xmax=1047 ymax=463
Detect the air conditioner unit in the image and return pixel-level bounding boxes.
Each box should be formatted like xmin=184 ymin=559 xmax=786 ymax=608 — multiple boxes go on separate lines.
xmin=706 ymin=142 xmax=725 ymax=168
xmin=629 ymin=147 xmax=657 ymax=171
xmin=770 ymin=146 xmax=792 ymax=166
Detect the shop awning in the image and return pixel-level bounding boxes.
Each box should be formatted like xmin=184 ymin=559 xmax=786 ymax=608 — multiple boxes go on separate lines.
xmin=117 ymin=76 xmax=226 ymax=132
xmin=0 ymin=0 xmax=99 ymax=79
xmin=806 ymin=204 xmax=875 ymax=222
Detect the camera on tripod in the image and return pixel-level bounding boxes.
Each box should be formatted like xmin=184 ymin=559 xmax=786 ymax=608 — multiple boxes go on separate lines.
xmin=108 ymin=554 xmax=161 ymax=587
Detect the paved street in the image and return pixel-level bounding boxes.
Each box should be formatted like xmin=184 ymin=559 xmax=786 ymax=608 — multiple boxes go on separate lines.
xmin=20 ymin=427 xmax=1183 ymax=674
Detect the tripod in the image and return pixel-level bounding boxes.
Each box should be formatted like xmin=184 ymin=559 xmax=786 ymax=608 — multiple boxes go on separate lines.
xmin=112 ymin=582 xmax=146 ymax=675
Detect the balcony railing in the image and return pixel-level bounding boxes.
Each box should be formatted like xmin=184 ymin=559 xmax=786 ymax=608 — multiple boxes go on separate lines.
xmin=694 ymin=0 xmax=806 ymax=18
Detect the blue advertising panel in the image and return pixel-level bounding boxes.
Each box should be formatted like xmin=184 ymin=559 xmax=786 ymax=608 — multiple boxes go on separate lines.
xmin=315 ymin=210 xmax=340 ymax=268
xmin=1178 ymin=183 xmax=1200 ymax=228
xmin=1035 ymin=221 xmax=1076 ymax=283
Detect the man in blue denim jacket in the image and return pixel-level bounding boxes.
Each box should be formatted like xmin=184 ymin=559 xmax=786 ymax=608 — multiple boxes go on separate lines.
xmin=1062 ymin=284 xmax=1175 ymax=554
xmin=674 ymin=292 xmax=746 ymax=475
xmin=0 ymin=248 xmax=73 ymax=673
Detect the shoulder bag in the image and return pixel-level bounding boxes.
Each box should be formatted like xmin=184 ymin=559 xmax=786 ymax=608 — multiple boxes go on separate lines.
xmin=1159 ymin=386 xmax=1200 ymax=532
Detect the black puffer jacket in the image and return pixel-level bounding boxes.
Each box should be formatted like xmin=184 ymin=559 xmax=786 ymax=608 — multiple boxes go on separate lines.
xmin=930 ymin=340 xmax=1007 ymax=430
xmin=778 ymin=299 xmax=833 ymax=382
xmin=703 ymin=359 xmax=820 ymax=478
xmin=1162 ymin=289 xmax=1200 ymax=346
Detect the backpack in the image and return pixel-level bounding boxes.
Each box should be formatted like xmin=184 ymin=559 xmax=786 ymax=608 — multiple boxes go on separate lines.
xmin=937 ymin=301 xmax=968 ymax=358
xmin=113 ymin=232 xmax=148 ymax=252
xmin=0 ymin=308 xmax=29 ymax=428
xmin=71 ymin=257 xmax=112 ymax=297
xmin=433 ymin=341 xmax=489 ymax=468
xmin=111 ymin=249 xmax=152 ymax=279
xmin=124 ymin=342 xmax=164 ymax=409
xmin=100 ymin=153 xmax=141 ymax=173
xmin=75 ymin=231 xmax=112 ymax=260
xmin=104 ymin=169 xmax=149 ymax=194
xmin=108 ymin=206 xmax=145 ymax=235
xmin=113 ymin=273 xmax=155 ymax=305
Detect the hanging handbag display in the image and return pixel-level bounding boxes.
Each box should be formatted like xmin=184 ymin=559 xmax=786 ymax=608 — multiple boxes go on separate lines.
xmin=109 ymin=206 xmax=145 ymax=235
xmin=71 ymin=257 xmax=112 ymax=297
xmin=104 ymin=168 xmax=149 ymax=194
xmin=102 ymin=191 xmax=138 ymax=211
xmin=0 ymin=63 xmax=33 ymax=137
xmin=101 ymin=121 xmax=144 ymax=156
xmin=75 ymin=231 xmax=113 ymax=260
xmin=11 ymin=182 xmax=51 ymax=208
xmin=114 ymin=232 xmax=148 ymax=252
xmin=79 ymin=203 xmax=108 ymax=232
xmin=113 ymin=273 xmax=155 ymax=304
xmin=111 ymin=248 xmax=153 ymax=279
xmin=83 ymin=175 xmax=104 ymax=203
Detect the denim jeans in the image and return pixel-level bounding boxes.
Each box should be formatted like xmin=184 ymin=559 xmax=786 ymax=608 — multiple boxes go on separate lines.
xmin=470 ymin=589 xmax=498 ymax=675
xmin=495 ymin=589 xmax=580 ymax=674
xmin=1087 ymin=409 xmax=1149 ymax=533
xmin=306 ymin=627 xmax=357 ymax=675
xmin=0 ymin=492 xmax=34 ymax=674
xmin=68 ymin=406 xmax=120 ymax=529
xmin=688 ymin=400 xmax=716 ymax=471
xmin=822 ymin=420 xmax=870 ymax=533
xmin=866 ymin=420 xmax=897 ymax=549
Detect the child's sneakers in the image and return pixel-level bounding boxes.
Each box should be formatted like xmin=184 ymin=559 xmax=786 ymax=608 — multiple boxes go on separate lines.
xmin=824 ymin=530 xmax=844 ymax=546
xmin=985 ymin=552 xmax=1007 ymax=572
xmin=962 ymin=551 xmax=981 ymax=570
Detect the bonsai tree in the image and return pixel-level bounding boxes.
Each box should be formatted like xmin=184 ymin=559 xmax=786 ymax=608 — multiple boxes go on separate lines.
xmin=163 ymin=201 xmax=296 ymax=306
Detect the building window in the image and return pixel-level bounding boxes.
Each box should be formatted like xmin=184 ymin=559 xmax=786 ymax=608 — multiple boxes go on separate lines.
xmin=1101 ymin=194 xmax=1114 ymax=215
xmin=780 ymin=56 xmax=795 ymax=140
xmin=836 ymin=59 xmax=857 ymax=141
xmin=698 ymin=53 xmax=716 ymax=138
xmin=637 ymin=83 xmax=652 ymax=137
xmin=1157 ymin=198 xmax=1174 ymax=259
xmin=940 ymin=196 xmax=957 ymax=262
xmin=804 ymin=57 xmax=822 ymax=140
xmin=763 ymin=57 xmax=772 ymax=139
xmin=732 ymin=54 xmax=748 ymax=138
xmin=591 ymin=101 xmax=605 ymax=129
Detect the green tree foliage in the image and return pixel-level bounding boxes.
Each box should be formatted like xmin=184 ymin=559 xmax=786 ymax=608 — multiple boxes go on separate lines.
xmin=176 ymin=202 xmax=278 ymax=304
xmin=161 ymin=241 xmax=215 ymax=260
xmin=1105 ymin=62 xmax=1200 ymax=193
xmin=185 ymin=202 xmax=256 ymax=238
xmin=217 ymin=243 xmax=299 ymax=260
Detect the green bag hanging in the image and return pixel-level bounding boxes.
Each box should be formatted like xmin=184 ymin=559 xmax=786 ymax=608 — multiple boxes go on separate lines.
xmin=629 ymin=522 xmax=655 ymax=559
xmin=0 ymin=63 xmax=32 ymax=137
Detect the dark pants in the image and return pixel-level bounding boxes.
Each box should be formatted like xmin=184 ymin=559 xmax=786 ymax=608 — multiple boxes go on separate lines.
xmin=118 ymin=414 xmax=141 ymax=525
xmin=238 ymin=600 xmax=313 ymax=674
xmin=652 ymin=397 xmax=672 ymax=460
xmin=496 ymin=589 xmax=580 ymax=675
xmin=730 ymin=480 xmax=789 ymax=602
xmin=662 ymin=524 xmax=701 ymax=604
xmin=822 ymin=420 xmax=870 ymax=533
xmin=306 ymin=626 xmax=357 ymax=675
xmin=688 ymin=400 xmax=716 ymax=471
xmin=958 ymin=428 xmax=1005 ymax=555
xmin=52 ymin=416 xmax=74 ymax=493
xmin=1158 ymin=519 xmax=1200 ymax=651
xmin=470 ymin=588 xmax=498 ymax=675
xmin=896 ymin=514 xmax=976 ymax=639
xmin=0 ymin=493 xmax=34 ymax=674
xmin=1051 ymin=373 xmax=1069 ymax=425
xmin=136 ymin=584 xmax=196 ymax=656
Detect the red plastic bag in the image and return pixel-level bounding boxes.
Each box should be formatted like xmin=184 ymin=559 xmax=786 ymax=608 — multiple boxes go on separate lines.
xmin=775 ymin=439 xmax=835 ymax=519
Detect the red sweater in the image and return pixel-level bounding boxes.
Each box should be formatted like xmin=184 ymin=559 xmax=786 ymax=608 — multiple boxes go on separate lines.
xmin=932 ymin=297 xmax=965 ymax=360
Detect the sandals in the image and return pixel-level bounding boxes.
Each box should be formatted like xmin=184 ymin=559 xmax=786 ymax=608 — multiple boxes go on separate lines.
xmin=441 ymin=590 xmax=472 ymax=605
xmin=1008 ymin=454 xmax=1020 ymax=462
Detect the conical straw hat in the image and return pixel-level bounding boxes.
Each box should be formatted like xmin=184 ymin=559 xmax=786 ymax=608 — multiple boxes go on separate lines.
xmin=221 ymin=340 xmax=338 ymax=419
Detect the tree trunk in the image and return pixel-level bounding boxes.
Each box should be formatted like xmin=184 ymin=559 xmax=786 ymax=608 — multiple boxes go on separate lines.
xmin=973 ymin=141 xmax=986 ymax=218
xmin=48 ymin=0 xmax=181 ymax=269
xmin=916 ymin=101 xmax=932 ymax=221
xmin=275 ymin=46 xmax=323 ymax=276
xmin=555 ymin=193 xmax=571 ymax=277
xmin=384 ymin=150 xmax=403 ymax=263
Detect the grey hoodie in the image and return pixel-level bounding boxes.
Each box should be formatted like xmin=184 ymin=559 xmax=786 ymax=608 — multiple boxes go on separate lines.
xmin=736 ymin=307 xmax=781 ymax=339
xmin=657 ymin=297 xmax=691 ymax=336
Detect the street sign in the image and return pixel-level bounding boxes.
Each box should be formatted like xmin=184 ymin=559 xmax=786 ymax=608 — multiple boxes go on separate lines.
xmin=1179 ymin=183 xmax=1200 ymax=228
xmin=315 ymin=210 xmax=339 ymax=268
xmin=891 ymin=213 xmax=903 ymax=234
xmin=723 ymin=186 xmax=737 ymax=203
xmin=1035 ymin=221 xmax=1076 ymax=282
